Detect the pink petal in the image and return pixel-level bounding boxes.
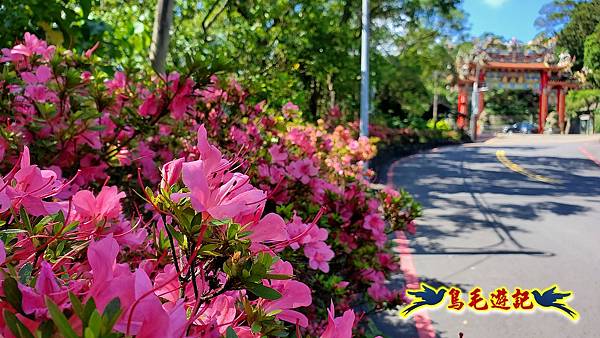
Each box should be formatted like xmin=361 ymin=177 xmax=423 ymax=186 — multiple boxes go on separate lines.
xmin=88 ymin=235 xmax=119 ymax=283
xmin=276 ymin=309 xmax=309 ymax=327
xmin=248 ymin=213 xmax=289 ymax=243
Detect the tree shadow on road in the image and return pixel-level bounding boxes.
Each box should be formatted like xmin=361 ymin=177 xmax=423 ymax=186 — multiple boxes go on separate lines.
xmin=387 ymin=145 xmax=600 ymax=254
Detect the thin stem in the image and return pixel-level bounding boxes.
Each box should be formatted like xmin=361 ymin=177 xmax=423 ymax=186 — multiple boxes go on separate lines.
xmin=162 ymin=214 xmax=186 ymax=297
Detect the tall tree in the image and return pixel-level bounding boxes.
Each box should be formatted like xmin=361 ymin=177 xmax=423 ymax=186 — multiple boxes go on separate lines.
xmin=555 ymin=0 xmax=600 ymax=70
xmin=584 ymin=23 xmax=600 ymax=87
xmin=149 ymin=0 xmax=174 ymax=74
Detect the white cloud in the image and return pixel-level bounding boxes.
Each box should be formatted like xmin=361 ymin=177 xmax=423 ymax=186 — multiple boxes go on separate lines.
xmin=483 ymin=0 xmax=509 ymax=8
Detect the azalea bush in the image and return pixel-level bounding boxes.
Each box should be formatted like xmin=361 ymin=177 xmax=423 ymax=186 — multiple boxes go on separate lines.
xmin=0 ymin=33 xmax=421 ymax=337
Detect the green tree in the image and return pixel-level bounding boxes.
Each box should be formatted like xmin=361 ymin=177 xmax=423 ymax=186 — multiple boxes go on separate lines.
xmin=584 ymin=23 xmax=600 ymax=87
xmin=555 ymin=0 xmax=600 ymax=70
xmin=0 ymin=0 xmax=107 ymax=51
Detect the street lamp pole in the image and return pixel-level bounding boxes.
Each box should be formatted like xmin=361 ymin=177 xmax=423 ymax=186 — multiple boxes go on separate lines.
xmin=470 ymin=64 xmax=480 ymax=141
xmin=432 ymin=71 xmax=439 ymax=128
xmin=360 ymin=0 xmax=370 ymax=138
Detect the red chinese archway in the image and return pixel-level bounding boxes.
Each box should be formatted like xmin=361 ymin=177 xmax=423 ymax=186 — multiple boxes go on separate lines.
xmin=455 ymin=38 xmax=579 ymax=134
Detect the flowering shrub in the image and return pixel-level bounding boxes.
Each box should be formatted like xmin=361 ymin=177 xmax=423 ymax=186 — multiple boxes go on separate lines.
xmin=186 ymin=85 xmax=421 ymax=335
xmin=0 ymin=33 xmax=422 ymax=337
xmin=0 ymin=134 xmax=355 ymax=337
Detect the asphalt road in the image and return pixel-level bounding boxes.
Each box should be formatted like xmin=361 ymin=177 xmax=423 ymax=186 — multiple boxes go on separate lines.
xmin=376 ymin=134 xmax=600 ymax=338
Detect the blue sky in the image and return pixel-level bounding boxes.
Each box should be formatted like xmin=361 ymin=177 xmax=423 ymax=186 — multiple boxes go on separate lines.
xmin=462 ymin=0 xmax=550 ymax=41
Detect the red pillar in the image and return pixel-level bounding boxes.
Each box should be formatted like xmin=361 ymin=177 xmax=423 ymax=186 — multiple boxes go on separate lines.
xmin=457 ymin=85 xmax=468 ymax=129
xmin=558 ymin=87 xmax=566 ymax=134
xmin=538 ymin=71 xmax=549 ymax=133
xmin=541 ymin=89 xmax=549 ymax=133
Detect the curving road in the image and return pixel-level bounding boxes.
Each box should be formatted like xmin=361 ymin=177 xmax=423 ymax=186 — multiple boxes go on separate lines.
xmin=376 ymin=134 xmax=600 ymax=338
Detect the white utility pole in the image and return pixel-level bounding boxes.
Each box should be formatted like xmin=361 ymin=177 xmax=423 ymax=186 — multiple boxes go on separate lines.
xmin=432 ymin=71 xmax=439 ymax=128
xmin=359 ymin=0 xmax=370 ymax=138
xmin=470 ymin=64 xmax=480 ymax=141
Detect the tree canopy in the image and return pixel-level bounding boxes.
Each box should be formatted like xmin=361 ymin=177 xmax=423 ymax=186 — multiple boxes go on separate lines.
xmin=0 ymin=0 xmax=468 ymax=125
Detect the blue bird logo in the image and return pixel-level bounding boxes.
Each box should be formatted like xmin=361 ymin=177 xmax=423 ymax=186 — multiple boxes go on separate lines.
xmin=532 ymin=285 xmax=579 ymax=321
xmin=401 ymin=283 xmax=447 ymax=318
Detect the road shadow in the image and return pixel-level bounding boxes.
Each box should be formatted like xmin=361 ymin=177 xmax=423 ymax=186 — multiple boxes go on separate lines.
xmin=387 ymin=145 xmax=599 ymax=254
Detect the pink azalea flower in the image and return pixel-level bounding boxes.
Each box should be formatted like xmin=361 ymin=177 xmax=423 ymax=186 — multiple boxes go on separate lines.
xmin=268 ymin=144 xmax=288 ymax=164
xmin=361 ymin=269 xmax=385 ymax=284
xmin=287 ymin=158 xmax=318 ymax=184
xmin=0 ymin=239 xmax=5 ymax=265
xmin=136 ymin=142 xmax=160 ymax=183
xmin=175 ymin=125 xmax=267 ymax=222
xmin=81 ymin=71 xmax=92 ymax=82
xmin=285 ymin=215 xmax=310 ymax=249
xmin=5 ymin=146 xmax=63 ymax=216
xmin=197 ymin=294 xmax=238 ymax=334
xmin=84 ymin=41 xmax=100 ymax=58
xmin=303 ymin=241 xmax=334 ymax=273
xmin=160 ymin=157 xmax=185 ymax=188
xmin=105 ymin=71 xmax=127 ymax=93
xmin=139 ymin=94 xmax=159 ymax=117
xmin=21 ymin=65 xmax=52 ymax=84
xmin=363 ymin=213 xmax=385 ymax=232
xmin=87 ymin=236 xmax=182 ymax=337
xmin=19 ymin=261 xmax=72 ymax=318
xmin=179 ymin=163 xmax=265 ymax=221
xmin=9 ymin=33 xmax=55 ymax=61
xmin=0 ymin=178 xmax=11 ymax=213
xmin=406 ymin=220 xmax=417 ymax=234
xmin=235 ymin=327 xmax=262 ymax=338
xmin=377 ymin=253 xmax=399 ymax=272
xmin=263 ymin=261 xmax=312 ymax=327
xmin=367 ymin=283 xmax=393 ymax=302
xmin=246 ymin=213 xmax=289 ymax=243
xmin=320 ymin=302 xmax=355 ymax=338
xmin=336 ymin=281 xmax=350 ymax=289
xmin=168 ymin=73 xmax=196 ymax=119
xmin=73 ymin=186 xmax=125 ymax=222
xmin=282 ymin=102 xmax=299 ymax=114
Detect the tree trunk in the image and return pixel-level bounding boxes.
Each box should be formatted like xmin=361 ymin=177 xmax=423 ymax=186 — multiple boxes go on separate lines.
xmin=309 ymin=78 xmax=320 ymax=122
xmin=327 ymin=73 xmax=336 ymax=108
xmin=149 ymin=0 xmax=174 ymax=74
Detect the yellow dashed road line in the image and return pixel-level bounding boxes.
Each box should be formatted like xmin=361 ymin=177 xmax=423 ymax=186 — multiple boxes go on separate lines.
xmin=495 ymin=150 xmax=561 ymax=184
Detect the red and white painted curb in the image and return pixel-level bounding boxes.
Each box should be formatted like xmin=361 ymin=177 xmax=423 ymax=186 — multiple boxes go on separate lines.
xmin=579 ymin=146 xmax=600 ymax=168
xmin=387 ymin=156 xmax=436 ymax=338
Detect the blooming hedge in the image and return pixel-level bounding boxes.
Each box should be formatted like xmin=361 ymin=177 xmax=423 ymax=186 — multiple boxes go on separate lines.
xmin=0 ymin=34 xmax=421 ymax=337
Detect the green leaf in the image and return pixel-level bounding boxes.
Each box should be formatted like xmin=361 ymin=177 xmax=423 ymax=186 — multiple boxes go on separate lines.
xmin=69 ymin=292 xmax=84 ymax=318
xmin=246 ymin=283 xmax=282 ymax=300
xmin=45 ymin=297 xmax=78 ymax=338
xmin=102 ymin=297 xmax=122 ymax=331
xmin=19 ymin=207 xmax=32 ymax=232
xmin=33 ymin=215 xmax=54 ymax=234
xmin=266 ymin=309 xmax=282 ymax=317
xmin=18 ymin=263 xmax=33 ymax=284
xmin=226 ymin=326 xmax=239 ymax=338
xmin=88 ymin=125 xmax=106 ymax=131
xmin=265 ymin=273 xmax=292 ymax=280
xmin=191 ymin=212 xmax=203 ymax=227
xmin=3 ymin=310 xmax=35 ymax=338
xmin=251 ymin=322 xmax=262 ymax=333
xmin=84 ymin=327 xmax=97 ymax=338
xmin=56 ymin=241 xmax=65 ymax=256
xmin=87 ymin=310 xmax=102 ymax=335
xmin=0 ymin=228 xmax=29 ymax=234
xmin=165 ymin=223 xmax=185 ymax=248
xmin=4 ymin=277 xmax=24 ymax=313
xmin=81 ymin=297 xmax=97 ymax=327
xmin=227 ymin=223 xmax=240 ymax=240
xmin=39 ymin=320 xmax=55 ymax=338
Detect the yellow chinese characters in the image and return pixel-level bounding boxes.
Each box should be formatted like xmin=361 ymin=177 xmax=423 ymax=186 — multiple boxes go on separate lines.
xmin=400 ymin=283 xmax=578 ymax=321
